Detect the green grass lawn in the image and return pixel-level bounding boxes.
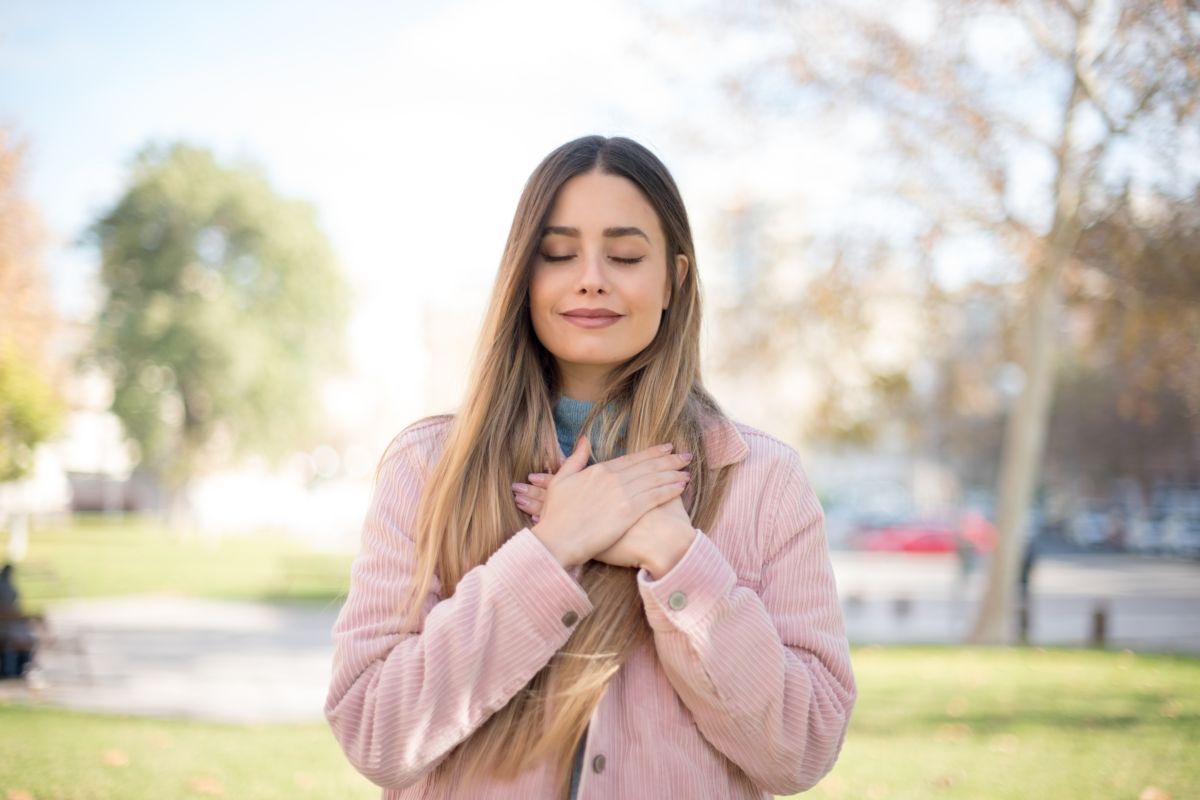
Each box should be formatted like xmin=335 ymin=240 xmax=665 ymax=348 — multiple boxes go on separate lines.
xmin=2 ymin=646 xmax=1195 ymax=800
xmin=800 ymin=646 xmax=1198 ymax=800
xmin=0 ymin=705 xmax=377 ymax=800
xmin=1 ymin=514 xmax=354 ymax=615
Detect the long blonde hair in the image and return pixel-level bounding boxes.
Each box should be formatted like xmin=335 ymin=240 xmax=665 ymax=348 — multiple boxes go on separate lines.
xmin=404 ymin=135 xmax=731 ymax=795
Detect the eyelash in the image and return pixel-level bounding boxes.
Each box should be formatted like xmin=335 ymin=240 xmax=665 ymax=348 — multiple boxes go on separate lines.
xmin=542 ymin=254 xmax=644 ymax=265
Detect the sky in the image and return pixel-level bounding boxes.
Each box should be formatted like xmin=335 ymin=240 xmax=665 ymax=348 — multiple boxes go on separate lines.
xmin=2 ymin=0 xmax=1128 ymax=533
xmin=3 ymin=0 xmax=879 ymax=434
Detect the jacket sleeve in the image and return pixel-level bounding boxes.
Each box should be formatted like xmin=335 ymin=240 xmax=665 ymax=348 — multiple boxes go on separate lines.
xmin=324 ymin=434 xmax=593 ymax=790
xmin=635 ymin=453 xmax=856 ymax=795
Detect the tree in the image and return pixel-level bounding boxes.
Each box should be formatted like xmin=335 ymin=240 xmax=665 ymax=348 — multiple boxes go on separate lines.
xmin=686 ymin=0 xmax=1198 ymax=642
xmin=0 ymin=129 xmax=63 ymax=483
xmin=87 ymin=143 xmax=351 ymax=513
xmin=1044 ymin=186 xmax=1200 ymax=492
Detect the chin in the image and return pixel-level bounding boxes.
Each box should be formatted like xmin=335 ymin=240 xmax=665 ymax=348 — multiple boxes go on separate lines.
xmin=557 ymin=347 xmax=633 ymax=367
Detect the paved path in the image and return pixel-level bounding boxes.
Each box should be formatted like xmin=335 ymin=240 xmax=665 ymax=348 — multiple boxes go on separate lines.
xmin=1 ymin=553 xmax=1196 ymax=724
xmin=1 ymin=595 xmax=340 ymax=724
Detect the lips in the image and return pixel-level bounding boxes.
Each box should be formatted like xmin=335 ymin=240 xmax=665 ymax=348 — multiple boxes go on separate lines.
xmin=561 ymin=308 xmax=623 ymax=329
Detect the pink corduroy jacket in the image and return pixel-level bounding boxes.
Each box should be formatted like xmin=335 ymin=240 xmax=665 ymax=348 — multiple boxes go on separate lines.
xmin=325 ymin=413 xmax=856 ymax=799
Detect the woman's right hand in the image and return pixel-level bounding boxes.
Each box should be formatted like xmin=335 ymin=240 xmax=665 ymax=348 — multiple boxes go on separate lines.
xmin=528 ymin=436 xmax=692 ymax=569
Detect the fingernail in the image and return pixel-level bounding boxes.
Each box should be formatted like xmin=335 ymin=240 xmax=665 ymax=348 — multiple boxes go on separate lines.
xmin=675 ymin=481 xmax=687 ymax=489
xmin=680 ymin=452 xmax=693 ymax=462
xmin=532 ymin=515 xmax=540 ymax=523
xmin=515 ymin=495 xmax=529 ymax=506
xmin=660 ymin=443 xmax=674 ymax=452
xmin=512 ymin=483 xmax=529 ymax=494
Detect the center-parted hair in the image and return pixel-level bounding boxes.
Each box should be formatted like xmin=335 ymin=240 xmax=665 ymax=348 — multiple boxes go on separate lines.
xmin=401 ymin=134 xmax=732 ymax=794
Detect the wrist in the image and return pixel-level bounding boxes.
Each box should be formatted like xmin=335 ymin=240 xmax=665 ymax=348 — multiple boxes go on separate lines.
xmin=642 ymin=523 xmax=696 ymax=581
xmin=531 ymin=521 xmax=579 ymax=569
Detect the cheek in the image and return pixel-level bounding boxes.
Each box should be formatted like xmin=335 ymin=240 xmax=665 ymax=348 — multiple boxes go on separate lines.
xmin=626 ymin=276 xmax=667 ymax=343
xmin=528 ymin=270 xmax=559 ymax=345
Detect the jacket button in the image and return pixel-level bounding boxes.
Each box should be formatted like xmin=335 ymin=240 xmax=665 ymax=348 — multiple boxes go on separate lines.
xmin=561 ymin=610 xmax=579 ymax=627
xmin=668 ymin=591 xmax=687 ymax=610
xmin=592 ymin=754 xmax=606 ymax=774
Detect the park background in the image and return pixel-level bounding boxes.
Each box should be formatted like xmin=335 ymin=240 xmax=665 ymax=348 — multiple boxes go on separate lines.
xmin=0 ymin=0 xmax=1197 ymax=798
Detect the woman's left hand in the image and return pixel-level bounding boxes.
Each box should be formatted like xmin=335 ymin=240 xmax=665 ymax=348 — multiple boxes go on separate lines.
xmin=513 ymin=473 xmax=695 ymax=579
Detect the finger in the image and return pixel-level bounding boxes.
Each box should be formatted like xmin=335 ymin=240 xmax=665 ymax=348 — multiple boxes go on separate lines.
xmin=619 ymin=451 xmax=694 ymax=482
xmin=512 ymin=482 xmax=546 ymax=499
xmin=527 ymin=473 xmax=551 ymax=487
xmin=513 ymin=492 xmax=542 ymax=515
xmin=555 ymin=435 xmax=591 ymax=480
xmin=628 ymin=470 xmax=691 ymax=497
xmin=604 ymin=442 xmax=675 ymax=471
xmin=633 ymin=481 xmax=688 ymax=514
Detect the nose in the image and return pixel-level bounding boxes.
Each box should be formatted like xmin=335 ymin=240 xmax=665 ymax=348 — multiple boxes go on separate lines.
xmin=574 ymin=248 xmax=610 ymax=295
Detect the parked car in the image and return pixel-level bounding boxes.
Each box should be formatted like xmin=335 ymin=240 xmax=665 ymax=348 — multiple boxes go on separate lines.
xmin=850 ymin=510 xmax=996 ymax=554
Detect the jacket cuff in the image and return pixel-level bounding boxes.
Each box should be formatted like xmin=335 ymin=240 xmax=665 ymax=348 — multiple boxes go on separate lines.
xmin=488 ymin=527 xmax=594 ymax=644
xmin=637 ymin=530 xmax=736 ymax=633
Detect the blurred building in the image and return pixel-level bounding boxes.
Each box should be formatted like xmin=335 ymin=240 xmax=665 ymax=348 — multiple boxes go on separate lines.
xmin=48 ymin=320 xmax=145 ymax=514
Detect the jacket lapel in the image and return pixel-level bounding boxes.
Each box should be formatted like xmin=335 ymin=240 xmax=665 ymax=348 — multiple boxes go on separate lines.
xmin=699 ymin=412 xmax=749 ymax=469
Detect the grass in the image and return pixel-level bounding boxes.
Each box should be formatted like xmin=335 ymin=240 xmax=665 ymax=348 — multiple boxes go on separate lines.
xmin=797 ymin=646 xmax=1198 ymax=800
xmin=2 ymin=646 xmax=1195 ymax=799
xmin=0 ymin=705 xmax=377 ymax=800
xmin=1 ymin=514 xmax=353 ymax=615
xmin=1 ymin=517 xmax=1195 ymax=798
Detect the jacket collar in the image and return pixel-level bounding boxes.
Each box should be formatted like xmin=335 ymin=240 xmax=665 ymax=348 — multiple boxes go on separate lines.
xmin=700 ymin=412 xmax=749 ymax=468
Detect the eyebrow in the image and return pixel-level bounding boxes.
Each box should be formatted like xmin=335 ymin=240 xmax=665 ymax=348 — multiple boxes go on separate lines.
xmin=541 ymin=225 xmax=651 ymax=243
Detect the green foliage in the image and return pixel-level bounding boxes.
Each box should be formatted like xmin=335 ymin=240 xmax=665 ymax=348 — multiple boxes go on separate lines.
xmin=0 ymin=340 xmax=63 ymax=482
xmin=87 ymin=143 xmax=351 ymax=488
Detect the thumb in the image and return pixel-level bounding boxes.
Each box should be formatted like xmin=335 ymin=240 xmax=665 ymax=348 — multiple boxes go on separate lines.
xmin=557 ymin=435 xmax=591 ymax=479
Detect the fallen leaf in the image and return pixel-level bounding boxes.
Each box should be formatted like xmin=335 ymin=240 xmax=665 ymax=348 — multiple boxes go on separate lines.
xmin=149 ymin=731 xmax=175 ymax=749
xmin=989 ymin=734 xmax=1020 ymax=754
xmin=934 ymin=722 xmax=972 ymax=741
xmin=1139 ymin=788 xmax=1171 ymax=800
xmin=189 ymin=777 xmax=225 ymax=796
xmin=931 ymin=772 xmax=959 ymax=789
xmin=102 ymin=749 xmax=129 ymax=767
xmin=1159 ymin=699 xmax=1182 ymax=719
xmin=7 ymin=790 xmax=35 ymax=800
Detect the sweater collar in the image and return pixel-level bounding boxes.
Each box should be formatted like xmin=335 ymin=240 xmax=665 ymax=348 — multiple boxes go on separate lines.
xmin=553 ymin=395 xmax=748 ymax=469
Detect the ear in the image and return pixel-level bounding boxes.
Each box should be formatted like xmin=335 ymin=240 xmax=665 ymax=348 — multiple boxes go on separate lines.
xmin=664 ymin=253 xmax=690 ymax=309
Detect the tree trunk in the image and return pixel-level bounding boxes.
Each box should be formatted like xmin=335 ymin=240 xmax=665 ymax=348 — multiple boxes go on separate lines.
xmin=970 ymin=71 xmax=1087 ymax=644
xmin=969 ymin=254 xmax=1065 ymax=643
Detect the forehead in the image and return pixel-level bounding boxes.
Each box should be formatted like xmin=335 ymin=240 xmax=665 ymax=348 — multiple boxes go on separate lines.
xmin=545 ymin=171 xmax=662 ymax=240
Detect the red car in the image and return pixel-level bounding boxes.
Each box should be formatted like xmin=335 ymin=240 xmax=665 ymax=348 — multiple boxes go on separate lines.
xmin=851 ymin=511 xmax=996 ymax=554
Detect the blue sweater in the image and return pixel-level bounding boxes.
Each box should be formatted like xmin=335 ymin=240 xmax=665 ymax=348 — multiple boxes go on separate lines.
xmin=551 ymin=395 xmax=611 ymax=800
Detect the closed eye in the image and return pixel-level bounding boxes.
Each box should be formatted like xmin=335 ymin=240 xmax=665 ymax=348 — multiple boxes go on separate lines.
xmin=542 ymin=254 xmax=644 ymax=265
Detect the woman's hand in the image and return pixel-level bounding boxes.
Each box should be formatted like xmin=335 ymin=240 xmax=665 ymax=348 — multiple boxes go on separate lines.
xmin=521 ymin=437 xmax=692 ymax=569
xmin=593 ymin=495 xmax=696 ymax=579
xmin=514 ymin=451 xmax=696 ymax=577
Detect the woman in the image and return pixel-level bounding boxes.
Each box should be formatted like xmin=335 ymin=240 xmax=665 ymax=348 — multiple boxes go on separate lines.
xmin=325 ymin=135 xmax=856 ymax=799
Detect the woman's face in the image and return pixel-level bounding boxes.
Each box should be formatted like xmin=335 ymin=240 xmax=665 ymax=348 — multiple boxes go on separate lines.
xmin=529 ymin=170 xmax=688 ymax=398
